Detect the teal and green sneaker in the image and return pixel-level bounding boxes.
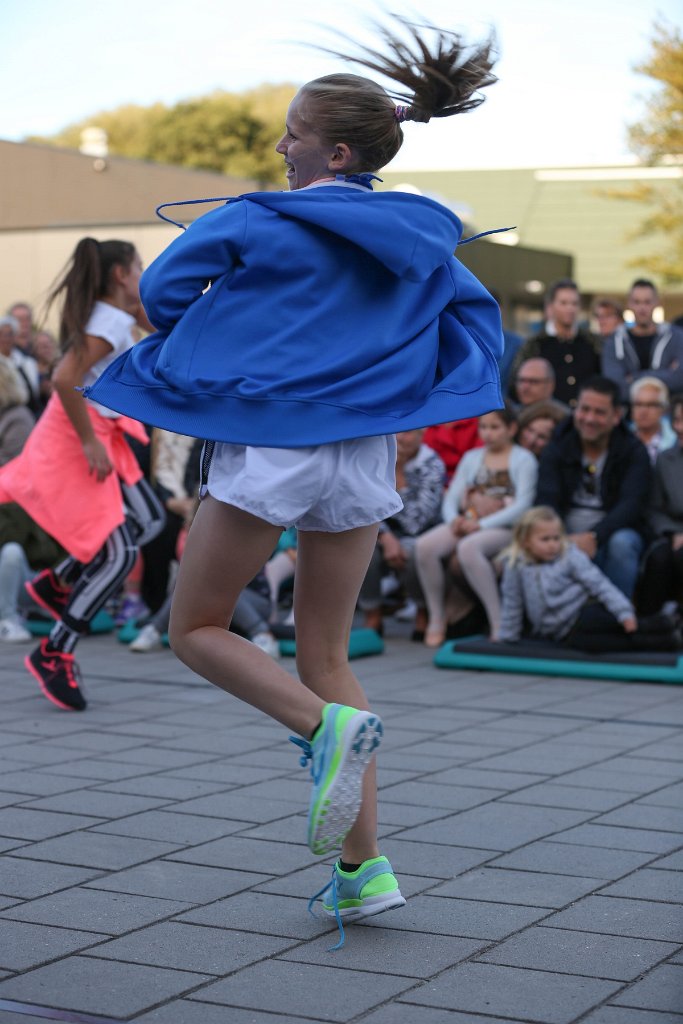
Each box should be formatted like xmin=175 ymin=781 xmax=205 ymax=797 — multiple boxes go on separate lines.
xmin=309 ymin=856 xmax=406 ymax=949
xmin=290 ymin=703 xmax=383 ymax=856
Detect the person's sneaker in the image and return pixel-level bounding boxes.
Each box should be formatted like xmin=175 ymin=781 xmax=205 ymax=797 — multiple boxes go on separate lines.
xmin=25 ymin=639 xmax=86 ymax=711
xmin=115 ymin=594 xmax=149 ymax=626
xmin=290 ymin=703 xmax=383 ymax=856
xmin=308 ymin=856 xmax=405 ymax=949
xmin=129 ymin=623 xmax=163 ymax=653
xmin=25 ymin=569 xmax=71 ymax=620
xmin=0 ymin=616 xmax=32 ymax=642
xmin=250 ymin=631 xmax=281 ymax=659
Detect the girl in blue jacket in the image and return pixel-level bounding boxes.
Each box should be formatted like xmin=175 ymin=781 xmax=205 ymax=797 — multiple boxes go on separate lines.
xmin=86 ymin=18 xmax=502 ymax=943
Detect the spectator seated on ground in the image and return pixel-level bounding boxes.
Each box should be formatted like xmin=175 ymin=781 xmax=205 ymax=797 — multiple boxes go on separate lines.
xmin=422 ymin=418 xmax=482 ymax=486
xmin=637 ymin=393 xmax=683 ymax=617
xmin=0 ymin=503 xmax=66 ymax=642
xmin=0 ymin=315 xmax=40 ymax=416
xmin=628 ymin=377 xmax=676 ymax=465
xmin=0 ymin=356 xmax=34 ymax=465
xmin=601 ymin=278 xmax=683 ymax=403
xmin=412 ymin=405 xmax=537 ymax=646
xmin=358 ymin=429 xmax=445 ymax=636
xmin=517 ymin=400 xmax=568 ymax=460
xmin=536 ymin=375 xmax=651 ymax=599
xmin=511 ymin=279 xmax=601 ymax=408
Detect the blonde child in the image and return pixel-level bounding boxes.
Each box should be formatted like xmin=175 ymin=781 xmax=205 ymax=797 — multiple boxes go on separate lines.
xmin=498 ymin=506 xmax=680 ymax=651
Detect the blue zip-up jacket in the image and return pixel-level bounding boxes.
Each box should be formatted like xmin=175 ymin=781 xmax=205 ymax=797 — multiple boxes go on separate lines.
xmin=84 ymin=184 xmax=504 ymax=446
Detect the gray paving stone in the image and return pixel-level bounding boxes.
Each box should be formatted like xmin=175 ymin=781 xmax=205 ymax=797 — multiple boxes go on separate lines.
xmin=135 ymin=1001 xmax=313 ymax=1023
xmin=381 ymin=839 xmax=498 ymax=878
xmin=397 ymin=803 xmax=591 ymax=850
xmin=432 ymin=867 xmax=603 ymax=908
xmin=256 ymin=864 xmax=431 ymax=902
xmin=8 ymin=830 xmax=180 ymax=869
xmin=0 ymin=887 xmax=192 ymax=933
xmin=0 ymin=955 xmax=210 ymax=1017
xmin=188 ymin=959 xmax=414 ymax=1020
xmin=611 ymin=963 xmax=683 ymax=1012
xmin=380 ymin=781 xmax=505 ymax=812
xmin=0 ymin=808 xmax=102 ymax=840
xmin=283 ymin=928 xmax=483 ymax=977
xmin=638 ymin=781 xmax=683 ymax=807
xmin=90 ymin=809 xmax=250 ymax=844
xmin=552 ymin=766 xmax=675 ymax=793
xmin=0 ymin=919 xmax=109 ymax=971
xmin=359 ymin=1006 xmax=530 ymax=1024
xmin=597 ymin=755 xmax=683 ymax=780
xmin=476 ymin=925 xmax=678 ymax=979
xmin=551 ymin=823 xmax=683 ymax=853
xmin=406 ymin=766 xmax=549 ymax=790
xmin=19 ymin=790 xmax=170 ymax=818
xmin=500 ymin=783 xmax=632 ymax=812
xmin=94 ymin=776 xmax=235 ymax=800
xmin=600 ymin=867 xmax=683 ymax=903
xmin=378 ymin=802 xmax=454 ymax=827
xmin=40 ymin=757 xmax=157 ymax=781
xmin=581 ymin=1007 xmax=683 ymax=1024
xmin=594 ymin=803 xmax=683 ymax=832
xmin=100 ymin=746 xmax=222 ymax=769
xmin=361 ymin=893 xmax=549 ymax=940
xmin=171 ymin=791 xmax=305 ymax=822
xmin=0 ymin=839 xmax=23 ymax=854
xmin=544 ymin=895 xmax=683 ymax=941
xmin=85 ymin=860 xmax=268 ymax=902
xmin=401 ymin=962 xmax=621 ymax=1022
xmin=0 ymin=743 xmax=86 ymax=766
xmin=0 ymin=771 xmax=89 ymax=796
xmin=653 ymin=850 xmax=683 ymax=870
xmin=166 ymin=762 xmax=283 ymax=785
xmin=0 ymin=856 xmax=101 ymax=898
xmin=167 ymin=834 xmax=318 ymax=875
xmin=493 ymin=840 xmax=659 ymax=879
xmin=83 ymin=920 xmax=296 ymax=973
xmin=38 ymin=731 xmax=141 ymax=753
xmin=176 ymin=891 xmax=332 ymax=939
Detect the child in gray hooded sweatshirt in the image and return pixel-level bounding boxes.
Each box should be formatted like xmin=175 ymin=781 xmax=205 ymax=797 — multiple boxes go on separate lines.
xmin=497 ymin=506 xmax=680 ymax=653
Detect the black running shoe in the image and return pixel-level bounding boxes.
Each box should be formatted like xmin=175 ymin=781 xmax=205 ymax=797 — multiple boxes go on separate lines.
xmin=25 ymin=570 xmax=71 ymax=621
xmin=25 ymin=640 xmax=86 ymax=711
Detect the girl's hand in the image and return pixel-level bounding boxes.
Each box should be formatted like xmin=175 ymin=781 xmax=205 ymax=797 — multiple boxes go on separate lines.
xmin=622 ymin=616 xmax=637 ymax=633
xmin=82 ymin=439 xmax=113 ymax=481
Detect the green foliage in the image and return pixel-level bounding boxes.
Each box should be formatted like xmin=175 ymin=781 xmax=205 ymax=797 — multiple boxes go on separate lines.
xmin=27 ymin=84 xmax=297 ymax=187
xmin=615 ymin=21 xmax=683 ymax=284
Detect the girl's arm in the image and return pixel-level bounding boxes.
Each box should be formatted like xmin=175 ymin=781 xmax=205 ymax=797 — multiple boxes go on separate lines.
xmin=51 ymin=335 xmax=114 ymax=482
xmin=441 ymin=449 xmax=478 ymax=523
xmin=568 ymin=545 xmax=634 ymax=624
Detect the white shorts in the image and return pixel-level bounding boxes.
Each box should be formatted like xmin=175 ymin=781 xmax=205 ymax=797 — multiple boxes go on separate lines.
xmin=203 ymin=435 xmax=403 ymax=532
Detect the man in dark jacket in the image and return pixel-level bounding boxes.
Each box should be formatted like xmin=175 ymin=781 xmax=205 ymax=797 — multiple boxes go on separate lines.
xmin=536 ymin=376 xmax=651 ymax=598
xmin=512 ymin=279 xmax=601 ymax=408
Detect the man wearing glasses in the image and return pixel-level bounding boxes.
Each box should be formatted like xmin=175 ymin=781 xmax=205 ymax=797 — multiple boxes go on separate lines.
xmin=536 ymin=376 xmax=651 ymax=599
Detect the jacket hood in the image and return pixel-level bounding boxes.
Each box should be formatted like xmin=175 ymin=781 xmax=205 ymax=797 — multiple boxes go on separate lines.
xmin=238 ymin=189 xmax=463 ymax=282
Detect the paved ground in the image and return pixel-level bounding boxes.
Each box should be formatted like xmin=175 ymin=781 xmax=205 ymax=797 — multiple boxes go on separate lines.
xmin=0 ymin=625 xmax=682 ymax=1024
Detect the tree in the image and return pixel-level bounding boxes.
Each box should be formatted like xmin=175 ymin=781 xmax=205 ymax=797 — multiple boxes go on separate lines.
xmin=612 ymin=21 xmax=683 ymax=284
xmin=27 ymin=85 xmax=296 ymax=187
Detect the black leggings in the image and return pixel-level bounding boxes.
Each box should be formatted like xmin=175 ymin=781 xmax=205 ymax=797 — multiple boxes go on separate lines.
xmin=563 ymin=602 xmax=677 ymax=654
xmin=637 ymin=538 xmax=683 ymax=615
xmin=55 ymin=478 xmax=165 ymax=637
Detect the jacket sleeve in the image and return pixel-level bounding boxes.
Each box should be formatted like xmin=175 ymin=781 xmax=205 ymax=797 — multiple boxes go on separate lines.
xmin=594 ymin=441 xmax=652 ymax=545
xmin=140 ymin=202 xmax=248 ymax=331
xmin=498 ymin=561 xmax=525 ymax=641
xmin=648 ymin=456 xmax=683 ymax=536
xmin=441 ymin=449 xmax=477 ymax=522
xmin=478 ymin=448 xmax=539 ymax=529
xmin=535 ymin=439 xmax=565 ymax=513
xmin=631 ymin=330 xmax=683 ymax=394
xmin=568 ymin=545 xmax=634 ymax=622
xmin=600 ymin=336 xmax=630 ymax=401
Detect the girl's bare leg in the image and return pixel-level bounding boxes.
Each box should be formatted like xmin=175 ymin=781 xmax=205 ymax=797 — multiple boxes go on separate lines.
xmin=169 ymin=497 xmax=324 ymax=738
xmin=293 ymin=524 xmax=381 ymax=865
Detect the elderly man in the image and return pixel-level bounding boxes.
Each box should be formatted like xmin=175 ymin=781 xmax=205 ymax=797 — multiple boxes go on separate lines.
xmin=512 ymin=356 xmax=569 ymax=411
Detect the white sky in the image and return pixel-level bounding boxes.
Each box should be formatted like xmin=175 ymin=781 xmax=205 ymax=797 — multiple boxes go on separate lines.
xmin=2 ymin=0 xmax=680 ymax=170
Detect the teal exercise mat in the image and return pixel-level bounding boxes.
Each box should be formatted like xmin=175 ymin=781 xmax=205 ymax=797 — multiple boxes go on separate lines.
xmin=279 ymin=628 xmax=384 ymax=659
xmin=27 ymin=609 xmax=116 ymax=637
xmin=434 ymin=637 xmax=683 ymax=684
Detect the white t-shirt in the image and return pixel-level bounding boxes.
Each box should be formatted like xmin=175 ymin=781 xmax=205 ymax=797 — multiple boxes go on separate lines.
xmin=82 ymin=301 xmax=136 ymax=418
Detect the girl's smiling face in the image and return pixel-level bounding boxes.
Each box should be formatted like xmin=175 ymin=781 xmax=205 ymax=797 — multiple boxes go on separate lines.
xmin=275 ymin=94 xmax=337 ymax=191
